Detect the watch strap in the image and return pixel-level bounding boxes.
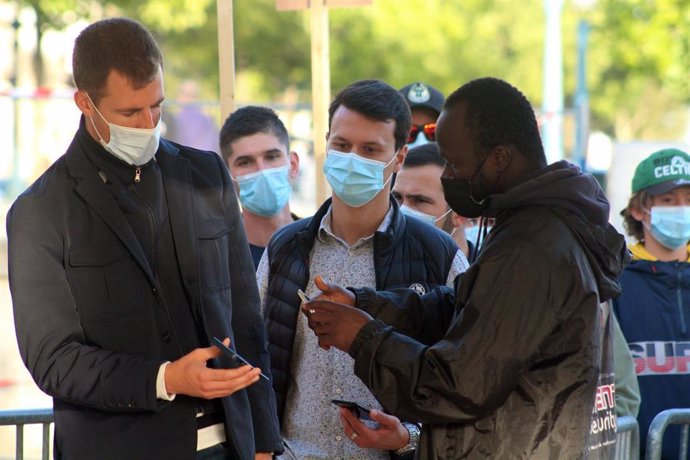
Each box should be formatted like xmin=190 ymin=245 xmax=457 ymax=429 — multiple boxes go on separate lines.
xmin=394 ymin=422 xmax=420 ymax=456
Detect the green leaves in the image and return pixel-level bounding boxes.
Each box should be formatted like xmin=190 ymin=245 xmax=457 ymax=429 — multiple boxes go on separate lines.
xmin=20 ymin=0 xmax=690 ymax=140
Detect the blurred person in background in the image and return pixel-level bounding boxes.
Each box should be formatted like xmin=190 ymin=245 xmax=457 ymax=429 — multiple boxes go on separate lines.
xmin=399 ymin=82 xmax=444 ymax=149
xmin=166 ymin=79 xmax=220 ymax=152
xmin=614 ymin=147 xmax=690 ymax=459
xmin=6 ymin=17 xmax=281 ymax=460
xmin=220 ymin=106 xmax=300 ymax=269
xmin=392 ymin=142 xmax=478 ymax=261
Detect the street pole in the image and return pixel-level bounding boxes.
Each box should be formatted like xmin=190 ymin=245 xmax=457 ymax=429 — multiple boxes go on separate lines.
xmin=276 ymin=1 xmax=370 ymax=207
xmin=541 ymin=0 xmax=564 ymax=165
xmin=10 ymin=15 xmax=21 ymax=200
xmin=310 ymin=0 xmax=330 ymax=206
xmin=573 ymin=19 xmax=590 ymax=169
xmin=217 ymin=0 xmax=236 ymax=122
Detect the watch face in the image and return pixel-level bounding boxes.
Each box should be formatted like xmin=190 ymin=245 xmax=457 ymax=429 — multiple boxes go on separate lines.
xmin=395 ymin=423 xmax=421 ymax=455
xmin=409 ymin=425 xmax=421 ymax=443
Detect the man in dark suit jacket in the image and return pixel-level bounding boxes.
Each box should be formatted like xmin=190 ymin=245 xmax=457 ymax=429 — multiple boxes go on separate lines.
xmin=6 ymin=18 xmax=282 ymax=460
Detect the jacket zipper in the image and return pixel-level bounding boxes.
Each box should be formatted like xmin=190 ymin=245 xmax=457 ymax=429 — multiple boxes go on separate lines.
xmin=134 ymin=167 xmax=141 ymax=183
xmin=132 ymin=186 xmax=157 ymax=273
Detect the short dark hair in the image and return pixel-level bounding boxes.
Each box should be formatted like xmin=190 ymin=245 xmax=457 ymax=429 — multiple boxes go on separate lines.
xmin=219 ymin=106 xmax=290 ymax=164
xmin=73 ymin=18 xmax=162 ymax=104
xmin=445 ymin=77 xmax=546 ymax=164
xmin=329 ymin=80 xmax=411 ymax=151
xmin=403 ymin=142 xmax=446 ymax=169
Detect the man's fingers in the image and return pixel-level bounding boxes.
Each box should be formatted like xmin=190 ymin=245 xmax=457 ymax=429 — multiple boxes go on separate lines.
xmin=305 ymin=307 xmax=332 ymax=326
xmin=310 ymin=320 xmax=335 ymax=339
xmin=303 ymin=305 xmax=340 ymax=332
xmin=202 ymin=364 xmax=257 ymax=381
xmin=305 ymin=299 xmax=339 ymax=313
xmin=314 ymin=275 xmax=332 ymax=293
xmin=313 ymin=275 xmax=356 ymax=305
xmin=369 ymin=409 xmax=400 ymax=428
xmin=307 ymin=313 xmax=338 ymax=350
xmin=197 ymin=366 xmax=261 ymax=396
xmin=339 ymin=406 xmax=362 ymax=428
xmin=197 ymin=344 xmax=222 ymax=361
xmin=339 ymin=407 xmax=376 ymax=448
xmin=205 ymin=337 xmax=237 ymax=362
xmin=317 ymin=336 xmax=332 ymax=350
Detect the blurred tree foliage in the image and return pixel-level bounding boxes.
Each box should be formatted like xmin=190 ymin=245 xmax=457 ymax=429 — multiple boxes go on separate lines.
xmin=17 ymin=0 xmax=95 ymax=84
xmin=17 ymin=0 xmax=689 ymax=140
xmin=586 ymin=0 xmax=689 ymax=139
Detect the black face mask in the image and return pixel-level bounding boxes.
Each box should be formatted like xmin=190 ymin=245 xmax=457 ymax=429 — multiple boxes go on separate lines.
xmin=441 ymin=154 xmax=492 ymax=218
xmin=442 ymin=177 xmax=489 ymax=218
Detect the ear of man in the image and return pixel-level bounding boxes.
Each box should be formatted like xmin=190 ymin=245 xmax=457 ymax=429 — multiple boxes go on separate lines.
xmin=491 ymin=145 xmax=513 ymax=173
xmin=289 ymin=151 xmax=300 ymax=180
xmin=74 ymin=90 xmax=95 ymax=116
xmin=393 ymin=145 xmax=408 ymax=174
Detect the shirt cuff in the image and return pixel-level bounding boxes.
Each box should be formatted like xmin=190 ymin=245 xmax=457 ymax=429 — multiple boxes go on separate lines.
xmin=156 ymin=362 xmax=176 ymax=401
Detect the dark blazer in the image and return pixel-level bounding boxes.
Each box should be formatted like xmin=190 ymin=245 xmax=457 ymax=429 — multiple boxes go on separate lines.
xmin=7 ymin=126 xmax=282 ymax=459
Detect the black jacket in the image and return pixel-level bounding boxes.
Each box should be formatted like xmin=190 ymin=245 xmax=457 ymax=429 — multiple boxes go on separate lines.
xmin=263 ymin=197 xmax=459 ymax=421
xmin=350 ymin=161 xmax=628 ymax=459
xmin=7 ymin=122 xmax=282 ymax=459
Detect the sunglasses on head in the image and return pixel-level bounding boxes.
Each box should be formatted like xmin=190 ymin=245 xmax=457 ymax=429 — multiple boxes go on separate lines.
xmin=407 ymin=123 xmax=436 ymax=143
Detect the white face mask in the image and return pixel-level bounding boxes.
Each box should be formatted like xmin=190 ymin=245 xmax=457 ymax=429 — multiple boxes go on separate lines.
xmin=407 ymin=131 xmax=431 ymax=148
xmin=87 ymin=94 xmax=161 ymax=166
xmin=400 ymin=204 xmax=451 ymax=226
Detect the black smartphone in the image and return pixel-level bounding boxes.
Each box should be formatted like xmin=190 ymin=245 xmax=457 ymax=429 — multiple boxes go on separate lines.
xmin=331 ymin=399 xmax=373 ymax=421
xmin=212 ymin=337 xmax=269 ymax=380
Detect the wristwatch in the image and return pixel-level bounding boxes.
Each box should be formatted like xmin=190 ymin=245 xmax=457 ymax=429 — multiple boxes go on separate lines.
xmin=395 ymin=422 xmax=421 ymax=455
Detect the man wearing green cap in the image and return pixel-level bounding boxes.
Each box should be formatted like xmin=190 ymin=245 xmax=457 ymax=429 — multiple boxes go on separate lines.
xmin=613 ymin=147 xmax=690 ymax=458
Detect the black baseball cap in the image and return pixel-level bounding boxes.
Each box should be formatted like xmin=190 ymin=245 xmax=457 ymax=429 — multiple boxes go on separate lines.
xmin=399 ymin=82 xmax=444 ymax=115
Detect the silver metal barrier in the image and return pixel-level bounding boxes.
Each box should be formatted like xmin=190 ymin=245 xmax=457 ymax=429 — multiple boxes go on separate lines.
xmin=0 ymin=408 xmax=53 ymax=460
xmin=616 ymin=415 xmax=640 ymax=460
xmin=646 ymin=408 xmax=690 ymax=460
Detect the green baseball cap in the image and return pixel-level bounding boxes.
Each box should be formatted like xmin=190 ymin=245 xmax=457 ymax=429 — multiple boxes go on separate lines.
xmin=632 ymin=148 xmax=690 ymax=195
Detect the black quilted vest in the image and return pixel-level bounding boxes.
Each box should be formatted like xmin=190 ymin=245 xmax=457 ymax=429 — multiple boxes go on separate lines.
xmin=263 ymin=197 xmax=459 ymax=422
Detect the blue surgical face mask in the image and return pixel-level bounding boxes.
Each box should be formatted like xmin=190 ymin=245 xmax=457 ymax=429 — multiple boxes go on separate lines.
xmin=400 ymin=205 xmax=451 ymax=226
xmin=323 ymin=149 xmax=397 ymax=207
xmin=465 ymin=224 xmax=493 ymax=248
xmin=233 ymin=165 xmax=291 ymax=217
xmin=464 ymin=225 xmax=481 ymax=244
xmin=647 ymin=206 xmax=690 ymax=250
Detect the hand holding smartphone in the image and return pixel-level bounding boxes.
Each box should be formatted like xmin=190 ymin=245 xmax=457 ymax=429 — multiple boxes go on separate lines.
xmin=298 ymin=289 xmax=316 ymax=314
xmin=212 ymin=337 xmax=269 ymax=380
xmin=331 ymin=399 xmax=373 ymax=421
